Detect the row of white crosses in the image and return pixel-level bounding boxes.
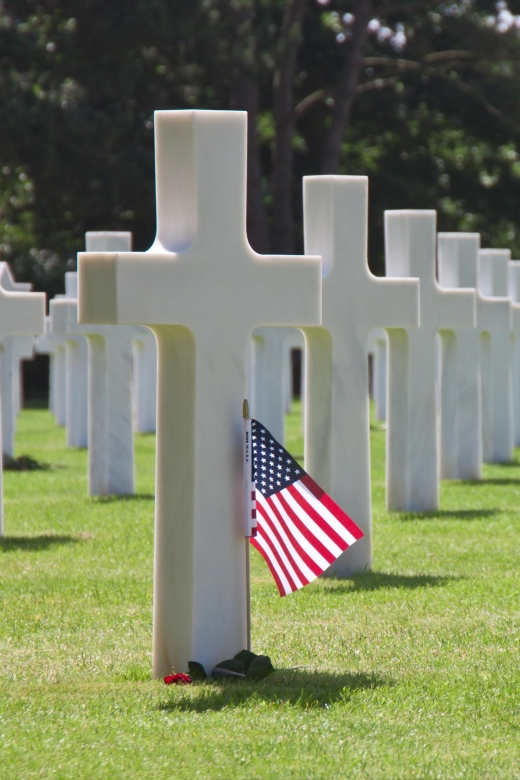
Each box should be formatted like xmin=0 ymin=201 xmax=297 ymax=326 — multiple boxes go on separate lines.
xmin=36 ymin=266 xmax=157 ymax=450
xmin=438 ymin=237 xmax=511 ymax=480
xmin=76 ymin=108 xmax=520 ymax=676
xmin=49 ymin=234 xmax=158 ymax=496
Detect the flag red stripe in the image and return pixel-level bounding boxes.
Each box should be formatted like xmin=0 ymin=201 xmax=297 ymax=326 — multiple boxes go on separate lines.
xmin=276 ymin=489 xmax=336 ymax=565
xmin=301 ymin=474 xmax=364 ymax=540
xmin=255 ymin=526 xmax=295 ymax=596
xmin=255 ymin=511 xmax=299 ymax=592
xmin=258 ymin=501 xmax=310 ymax=586
xmin=287 ymin=484 xmax=348 ymax=553
xmin=250 ymin=536 xmax=287 ymax=596
xmin=263 ymin=496 xmax=321 ymax=579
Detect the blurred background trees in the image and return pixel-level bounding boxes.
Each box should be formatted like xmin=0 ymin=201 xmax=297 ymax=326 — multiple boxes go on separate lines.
xmin=1 ymin=0 xmax=520 ymax=293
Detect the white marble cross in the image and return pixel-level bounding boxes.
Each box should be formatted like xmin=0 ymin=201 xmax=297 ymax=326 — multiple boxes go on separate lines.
xmin=509 ymin=259 xmax=520 ymax=446
xmin=52 ymin=232 xmax=144 ymax=496
xmin=302 ymin=176 xmax=419 ymax=573
xmin=0 ymin=283 xmax=45 ymax=534
xmin=437 ymin=234 xmax=510 ymax=479
xmin=385 ymin=211 xmax=476 ymax=511
xmin=50 ymin=273 xmax=89 ymax=447
xmin=0 ymin=264 xmax=36 ymax=455
xmin=132 ymin=328 xmax=157 ymax=434
xmin=78 ymin=109 xmax=321 ymax=677
xmin=478 ymin=249 xmax=513 ymax=463
xmin=1 ymin=335 xmax=35 ymax=457
xmin=35 ymin=316 xmax=67 ymax=423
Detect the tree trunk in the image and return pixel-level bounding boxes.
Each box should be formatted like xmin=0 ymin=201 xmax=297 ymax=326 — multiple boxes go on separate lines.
xmin=230 ymin=77 xmax=270 ymax=254
xmin=321 ymin=0 xmax=373 ymax=174
xmin=271 ymin=0 xmax=308 ymax=254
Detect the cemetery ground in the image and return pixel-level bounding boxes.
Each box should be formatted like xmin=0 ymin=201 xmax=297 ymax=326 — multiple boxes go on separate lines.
xmin=0 ymin=404 xmax=518 ymax=779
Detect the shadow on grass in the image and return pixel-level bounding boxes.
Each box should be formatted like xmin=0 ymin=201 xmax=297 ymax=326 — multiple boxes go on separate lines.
xmin=482 ymin=459 xmax=520 ymax=468
xmin=460 ymin=478 xmax=520 ymax=486
xmin=92 ymin=493 xmax=155 ymax=503
xmin=0 ymin=534 xmax=79 ymax=552
xmin=395 ymin=508 xmax=501 ymax=521
xmin=158 ymin=669 xmax=388 ymax=712
xmin=319 ymin=571 xmax=456 ymax=594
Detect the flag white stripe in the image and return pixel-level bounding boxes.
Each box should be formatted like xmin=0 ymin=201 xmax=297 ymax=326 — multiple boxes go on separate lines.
xmin=293 ymin=481 xmax=358 ymax=546
xmin=257 ymin=494 xmax=317 ymax=583
xmin=264 ymin=490 xmax=330 ymax=571
xmin=283 ymin=487 xmax=343 ymax=558
xmin=254 ymin=531 xmax=292 ymax=595
xmin=256 ymin=504 xmax=305 ymax=589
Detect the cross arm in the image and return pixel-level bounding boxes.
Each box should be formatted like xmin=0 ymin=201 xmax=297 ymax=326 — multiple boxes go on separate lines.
xmin=364 ymin=274 xmax=420 ymax=330
xmin=50 ymin=298 xmax=82 ymax=336
xmin=246 ymin=254 xmax=322 ymax=329
xmin=78 ymin=253 xmax=118 ymax=325
xmin=79 ymin=249 xmax=322 ymax=331
xmin=433 ymin=284 xmax=476 ymax=330
xmin=0 ymin=287 xmax=45 ymax=336
xmin=477 ymin=294 xmax=510 ymax=331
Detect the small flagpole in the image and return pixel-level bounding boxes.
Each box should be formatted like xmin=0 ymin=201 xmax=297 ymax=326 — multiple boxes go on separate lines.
xmin=243 ymin=399 xmax=252 ymax=651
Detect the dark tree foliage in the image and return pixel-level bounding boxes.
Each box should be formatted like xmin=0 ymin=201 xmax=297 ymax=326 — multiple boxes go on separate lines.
xmin=1 ymin=0 xmax=520 ymax=292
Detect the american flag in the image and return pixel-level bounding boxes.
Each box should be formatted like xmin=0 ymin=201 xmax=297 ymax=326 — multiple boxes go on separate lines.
xmin=246 ymin=419 xmax=363 ymax=597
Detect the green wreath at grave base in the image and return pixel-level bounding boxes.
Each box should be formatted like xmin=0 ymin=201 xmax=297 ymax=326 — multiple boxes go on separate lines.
xmin=188 ymin=650 xmax=275 ymax=682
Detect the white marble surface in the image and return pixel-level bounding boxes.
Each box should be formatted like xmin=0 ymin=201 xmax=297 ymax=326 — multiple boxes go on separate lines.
xmin=54 ymin=345 xmax=66 ymax=426
xmin=509 ymin=260 xmax=520 ymax=447
xmin=132 ymin=328 xmax=157 ymax=434
xmin=78 ymin=109 xmax=322 ymax=677
xmin=385 ymin=212 xmax=476 ymax=511
xmin=478 ymin=249 xmax=513 ymax=463
xmin=35 ymin=316 xmax=64 ymax=419
xmin=35 ymin=316 xmax=68 ymax=425
xmin=0 ymin=265 xmax=37 ymax=452
xmin=49 ymin=272 xmax=89 ymax=444
xmin=438 ymin=234 xmax=510 ymax=479
xmin=0 ymin=335 xmax=35 ymax=457
xmin=0 ymin=277 xmax=45 ymax=534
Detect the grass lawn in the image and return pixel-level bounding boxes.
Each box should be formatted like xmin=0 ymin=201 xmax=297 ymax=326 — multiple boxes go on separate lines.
xmin=0 ymin=403 xmax=518 ymax=779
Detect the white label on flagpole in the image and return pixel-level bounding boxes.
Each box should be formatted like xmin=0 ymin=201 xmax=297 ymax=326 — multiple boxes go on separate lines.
xmin=243 ymin=416 xmax=257 ymax=537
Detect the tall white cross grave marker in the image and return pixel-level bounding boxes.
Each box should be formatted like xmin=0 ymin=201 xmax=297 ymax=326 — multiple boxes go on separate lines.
xmin=50 ymin=273 xmax=89 ymax=447
xmin=302 ymin=176 xmax=419 ymax=574
xmin=52 ymin=232 xmax=142 ymax=496
xmin=77 ymin=110 xmax=322 ymax=676
xmin=437 ymin=234 xmax=510 ymax=479
xmin=385 ymin=212 xmax=476 ymax=511
xmin=478 ymin=249 xmax=513 ymax=463
xmin=35 ymin=316 xmax=68 ymax=422
xmin=509 ymin=260 xmax=520 ymax=446
xmin=0 ymin=286 xmax=45 ymax=534
xmin=1 ymin=335 xmax=35 ymax=457
xmin=0 ymin=264 xmax=36 ymax=455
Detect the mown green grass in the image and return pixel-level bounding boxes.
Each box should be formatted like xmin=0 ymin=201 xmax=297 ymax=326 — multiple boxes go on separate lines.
xmin=0 ymin=403 xmax=518 ymax=779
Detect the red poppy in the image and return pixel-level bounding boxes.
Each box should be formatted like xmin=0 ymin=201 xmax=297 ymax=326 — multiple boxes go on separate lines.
xmin=164 ymin=673 xmax=193 ymax=685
